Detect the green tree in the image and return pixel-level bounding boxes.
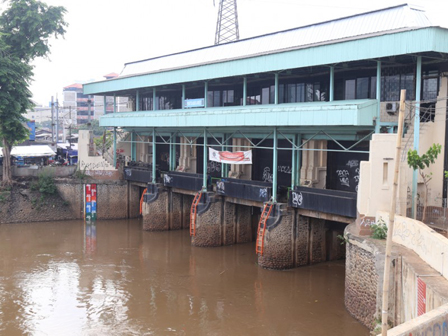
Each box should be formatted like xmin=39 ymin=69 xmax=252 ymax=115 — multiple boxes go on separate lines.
xmin=72 ymin=119 xmax=106 ymax=137
xmin=0 ymin=0 xmax=66 ymax=185
xmin=407 ymin=143 xmax=442 ymax=222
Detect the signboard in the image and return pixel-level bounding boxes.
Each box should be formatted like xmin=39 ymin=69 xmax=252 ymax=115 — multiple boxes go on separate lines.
xmin=209 ymin=148 xmax=252 ymax=164
xmin=26 ymin=120 xmax=36 ymax=141
xmin=184 ymin=98 xmax=205 ymax=108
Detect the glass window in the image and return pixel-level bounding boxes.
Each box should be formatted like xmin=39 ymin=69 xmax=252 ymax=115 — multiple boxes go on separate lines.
xmin=297 ymin=83 xmax=305 ymax=102
xmin=345 ymin=79 xmax=356 ymax=100
xmin=314 ymin=83 xmax=321 ymax=101
xmin=370 ymin=77 xmax=377 ymax=98
xmin=306 ymin=83 xmax=314 ymax=102
xmin=287 ymin=84 xmax=296 ymax=103
xmin=356 ymin=77 xmax=369 ymax=99
xmin=423 ymin=77 xmax=438 ymax=100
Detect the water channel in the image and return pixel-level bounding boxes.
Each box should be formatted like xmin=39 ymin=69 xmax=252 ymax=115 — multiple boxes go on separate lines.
xmin=0 ymin=219 xmax=369 ymax=335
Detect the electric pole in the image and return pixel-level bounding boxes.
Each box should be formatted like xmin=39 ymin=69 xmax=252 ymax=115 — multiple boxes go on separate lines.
xmin=55 ymin=98 xmax=59 ymax=143
xmin=51 ymin=96 xmax=55 ymax=143
xmin=215 ymin=0 xmax=240 ymax=45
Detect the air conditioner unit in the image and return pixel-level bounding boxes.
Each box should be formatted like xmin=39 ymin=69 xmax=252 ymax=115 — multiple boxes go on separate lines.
xmin=386 ymin=102 xmax=398 ymax=115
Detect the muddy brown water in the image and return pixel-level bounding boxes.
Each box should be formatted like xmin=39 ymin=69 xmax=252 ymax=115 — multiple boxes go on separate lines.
xmin=0 ymin=219 xmax=369 ymax=336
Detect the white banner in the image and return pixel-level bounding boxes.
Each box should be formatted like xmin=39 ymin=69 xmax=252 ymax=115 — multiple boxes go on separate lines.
xmin=209 ymin=148 xmax=252 ymax=164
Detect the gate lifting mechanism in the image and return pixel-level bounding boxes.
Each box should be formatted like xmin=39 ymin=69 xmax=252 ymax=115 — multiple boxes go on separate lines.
xmin=256 ymin=202 xmax=274 ymax=255
xmin=190 ymin=192 xmax=203 ymax=236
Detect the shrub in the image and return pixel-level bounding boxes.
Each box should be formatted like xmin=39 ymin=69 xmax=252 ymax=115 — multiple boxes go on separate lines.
xmin=31 ymin=172 xmax=56 ymax=195
xmin=371 ymin=217 xmax=388 ymax=240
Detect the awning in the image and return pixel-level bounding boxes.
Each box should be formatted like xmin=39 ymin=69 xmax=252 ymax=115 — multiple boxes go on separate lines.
xmin=0 ymin=145 xmax=56 ymax=158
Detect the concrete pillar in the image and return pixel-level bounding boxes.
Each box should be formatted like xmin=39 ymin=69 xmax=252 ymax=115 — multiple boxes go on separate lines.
xmin=142 ymin=185 xmax=169 ymax=231
xmin=192 ymin=195 xmax=223 ymax=247
xmin=257 ymin=204 xmax=295 ymax=270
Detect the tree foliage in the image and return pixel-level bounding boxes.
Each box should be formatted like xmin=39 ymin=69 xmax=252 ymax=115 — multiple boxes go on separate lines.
xmin=407 ymin=143 xmax=442 ymax=222
xmin=0 ymin=0 xmax=67 ymax=185
xmin=407 ymin=143 xmax=442 ymax=171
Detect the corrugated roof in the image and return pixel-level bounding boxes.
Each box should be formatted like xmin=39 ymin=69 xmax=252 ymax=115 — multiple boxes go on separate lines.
xmin=63 ymin=83 xmax=83 ymax=90
xmin=119 ymin=4 xmax=432 ymax=79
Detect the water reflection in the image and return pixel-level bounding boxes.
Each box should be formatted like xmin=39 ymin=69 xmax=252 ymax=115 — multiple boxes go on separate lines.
xmin=0 ymin=219 xmax=369 ymax=336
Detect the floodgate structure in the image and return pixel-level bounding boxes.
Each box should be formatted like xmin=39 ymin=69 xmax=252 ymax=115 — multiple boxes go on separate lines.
xmin=83 ymin=4 xmax=448 ymax=332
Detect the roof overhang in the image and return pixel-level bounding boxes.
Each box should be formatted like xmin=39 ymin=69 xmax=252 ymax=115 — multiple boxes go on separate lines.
xmin=99 ymin=100 xmax=377 ymax=129
xmin=84 ymin=27 xmax=448 ymax=96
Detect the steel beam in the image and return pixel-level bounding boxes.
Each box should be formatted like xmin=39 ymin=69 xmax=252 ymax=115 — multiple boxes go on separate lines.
xmin=272 ymin=127 xmax=278 ymax=203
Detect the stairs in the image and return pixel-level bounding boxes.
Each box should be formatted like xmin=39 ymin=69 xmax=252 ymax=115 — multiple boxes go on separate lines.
xmin=255 ymin=202 xmax=274 ymax=255
xmin=190 ymin=192 xmax=203 ymax=236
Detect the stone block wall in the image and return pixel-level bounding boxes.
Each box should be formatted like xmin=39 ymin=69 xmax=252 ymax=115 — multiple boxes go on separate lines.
xmin=344 ymin=222 xmax=448 ymax=332
xmin=345 ymin=239 xmax=380 ymax=329
xmin=170 ymin=192 xmax=183 ymax=230
xmin=258 ymin=210 xmax=295 ymax=270
xmin=56 ymin=179 xmax=133 ymax=220
xmin=295 ymin=215 xmax=310 ymax=266
xmin=182 ymin=194 xmax=193 ymax=229
xmin=258 ymin=210 xmax=346 ymax=270
xmin=142 ymin=190 xmax=194 ymax=231
xmin=143 ymin=188 xmax=169 ymax=231
xmin=309 ymin=218 xmax=326 ymax=264
xmin=223 ymin=201 xmax=236 ymax=245
xmin=236 ymin=205 xmax=252 ymax=243
xmin=192 ymin=198 xmax=223 ymax=247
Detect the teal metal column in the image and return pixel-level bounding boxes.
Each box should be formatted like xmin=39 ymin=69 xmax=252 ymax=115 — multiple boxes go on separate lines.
xmin=412 ymin=56 xmax=422 ymax=218
xmin=222 ymin=134 xmax=228 ymax=178
xmin=103 ymin=96 xmax=107 ymax=115
xmin=296 ymin=134 xmax=302 ymax=187
xmin=375 ymin=61 xmax=381 ymax=133
xmin=204 ymin=81 xmax=208 ymax=107
xmin=291 ymin=135 xmax=296 ymax=189
xmin=169 ymin=132 xmax=176 ymax=171
xmin=272 ymin=127 xmax=278 ymax=203
xmin=136 ymin=90 xmax=140 ymax=111
xmin=274 ymin=73 xmax=279 ymax=104
xmin=131 ymin=132 xmax=136 ymax=161
xmin=152 ymin=128 xmax=156 ymax=184
xmin=182 ymin=84 xmax=185 ymax=109
xmin=329 ymin=66 xmax=334 ymax=102
xmin=113 ymin=127 xmax=117 ymax=168
xmin=113 ymin=94 xmax=117 ymax=113
xmin=243 ymin=77 xmax=247 ymax=106
xmin=203 ymin=129 xmax=208 ymax=190
xmin=153 ymin=88 xmax=157 ymax=111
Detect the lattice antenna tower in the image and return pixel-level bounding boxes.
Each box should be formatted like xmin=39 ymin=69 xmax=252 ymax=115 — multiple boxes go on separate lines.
xmin=214 ymin=0 xmax=240 ymax=45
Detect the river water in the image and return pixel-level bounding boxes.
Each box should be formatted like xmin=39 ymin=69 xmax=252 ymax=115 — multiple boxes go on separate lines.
xmin=0 ymin=219 xmax=369 ymax=336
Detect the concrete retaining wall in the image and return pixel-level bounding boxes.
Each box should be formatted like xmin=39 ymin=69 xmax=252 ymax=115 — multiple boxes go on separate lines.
xmin=345 ymin=223 xmax=448 ymax=332
xmin=56 ymin=178 xmax=139 ymax=220
xmin=0 ymin=178 xmax=138 ymax=223
xmin=379 ymin=303 xmax=448 ymax=336
xmin=378 ymin=211 xmax=448 ymax=282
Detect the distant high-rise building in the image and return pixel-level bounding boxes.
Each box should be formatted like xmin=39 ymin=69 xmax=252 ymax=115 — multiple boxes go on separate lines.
xmin=63 ymin=73 xmax=128 ymax=126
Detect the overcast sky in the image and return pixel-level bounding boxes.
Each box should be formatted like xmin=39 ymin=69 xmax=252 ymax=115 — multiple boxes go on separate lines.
xmin=11 ymin=0 xmax=448 ymax=106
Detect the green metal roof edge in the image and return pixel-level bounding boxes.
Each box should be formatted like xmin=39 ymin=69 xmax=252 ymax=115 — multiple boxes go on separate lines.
xmin=84 ymin=27 xmax=448 ymax=96
xmin=99 ymin=99 xmax=377 ymax=128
